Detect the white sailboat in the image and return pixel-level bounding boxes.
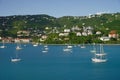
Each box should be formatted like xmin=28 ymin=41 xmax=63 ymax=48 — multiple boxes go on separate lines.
xmin=11 ymin=50 xmax=21 ymax=62
xmin=11 ymin=58 xmax=21 ymax=62
xmin=0 ymin=40 xmax=6 ymax=48
xmin=90 ymin=43 xmax=96 ymax=53
xmin=81 ymin=43 xmax=86 ymax=48
xmin=16 ymin=42 xmax=22 ymax=50
xmin=33 ymin=43 xmax=38 ymax=47
xmin=63 ymin=48 xmax=71 ymax=52
xmin=42 ymin=50 xmax=48 ymax=53
xmin=67 ymin=45 xmax=73 ymax=48
xmin=63 ymin=45 xmax=72 ymax=52
xmin=92 ymin=44 xmax=107 ymax=63
xmin=42 ymin=45 xmax=48 ymax=53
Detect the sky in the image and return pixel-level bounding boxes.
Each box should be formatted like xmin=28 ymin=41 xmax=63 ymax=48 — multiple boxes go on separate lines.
xmin=0 ymin=0 xmax=120 ymax=17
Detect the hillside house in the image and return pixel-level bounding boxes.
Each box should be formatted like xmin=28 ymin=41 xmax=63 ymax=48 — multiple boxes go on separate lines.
xmin=87 ymin=30 xmax=93 ymax=35
xmin=76 ymin=32 xmax=82 ymax=36
xmin=41 ymin=35 xmax=48 ymax=40
xmin=14 ymin=38 xmax=30 ymax=43
xmin=20 ymin=38 xmax=30 ymax=43
xmin=109 ymin=30 xmax=119 ymax=38
xmin=71 ymin=26 xmax=81 ymax=31
xmin=100 ymin=37 xmax=110 ymax=41
xmin=82 ymin=32 xmax=87 ymax=36
xmin=64 ymin=29 xmax=70 ymax=33
xmin=96 ymin=31 xmax=102 ymax=35
xmin=59 ymin=33 xmax=69 ymax=37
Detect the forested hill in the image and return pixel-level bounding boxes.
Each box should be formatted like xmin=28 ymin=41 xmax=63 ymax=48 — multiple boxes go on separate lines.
xmin=0 ymin=14 xmax=59 ymax=37
xmin=0 ymin=12 xmax=120 ymax=37
xmin=58 ymin=13 xmax=120 ymax=33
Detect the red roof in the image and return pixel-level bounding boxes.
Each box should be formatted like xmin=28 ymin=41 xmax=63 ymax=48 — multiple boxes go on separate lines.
xmin=109 ymin=30 xmax=117 ymax=34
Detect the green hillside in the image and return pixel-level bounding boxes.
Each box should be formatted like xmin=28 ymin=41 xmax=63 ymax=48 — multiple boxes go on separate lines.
xmin=0 ymin=12 xmax=120 ymax=44
xmin=57 ymin=13 xmax=120 ymax=32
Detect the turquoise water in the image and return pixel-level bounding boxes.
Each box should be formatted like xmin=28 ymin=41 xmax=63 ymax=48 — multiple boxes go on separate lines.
xmin=0 ymin=43 xmax=120 ymax=80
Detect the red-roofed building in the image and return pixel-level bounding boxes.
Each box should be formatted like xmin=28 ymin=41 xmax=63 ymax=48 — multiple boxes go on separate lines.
xmin=108 ymin=30 xmax=119 ymax=38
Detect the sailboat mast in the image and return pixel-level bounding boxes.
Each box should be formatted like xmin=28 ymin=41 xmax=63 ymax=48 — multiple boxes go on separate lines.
xmin=100 ymin=44 xmax=104 ymax=59
xmin=3 ymin=40 xmax=4 ymax=46
xmin=16 ymin=50 xmax=18 ymax=58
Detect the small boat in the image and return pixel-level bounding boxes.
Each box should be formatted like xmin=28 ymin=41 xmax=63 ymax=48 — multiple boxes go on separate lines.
xmin=42 ymin=45 xmax=49 ymax=53
xmin=63 ymin=45 xmax=72 ymax=52
xmin=0 ymin=40 xmax=6 ymax=48
xmin=33 ymin=43 xmax=39 ymax=47
xmin=80 ymin=43 xmax=86 ymax=48
xmin=63 ymin=48 xmax=71 ymax=52
xmin=11 ymin=47 xmax=21 ymax=62
xmin=44 ymin=45 xmax=48 ymax=48
xmin=42 ymin=50 xmax=48 ymax=53
xmin=92 ymin=58 xmax=106 ymax=63
xmin=67 ymin=45 xmax=72 ymax=48
xmin=16 ymin=41 xmax=22 ymax=50
xmin=45 ymin=47 xmax=49 ymax=50
xmin=0 ymin=45 xmax=6 ymax=48
xmin=11 ymin=58 xmax=21 ymax=62
xmin=81 ymin=46 xmax=86 ymax=48
xmin=16 ymin=46 xmax=22 ymax=50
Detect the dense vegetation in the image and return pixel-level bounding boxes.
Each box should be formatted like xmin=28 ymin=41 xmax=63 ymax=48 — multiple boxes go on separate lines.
xmin=0 ymin=12 xmax=120 ymax=44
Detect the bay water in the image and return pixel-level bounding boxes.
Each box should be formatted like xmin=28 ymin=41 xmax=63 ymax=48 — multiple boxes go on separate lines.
xmin=0 ymin=43 xmax=120 ymax=80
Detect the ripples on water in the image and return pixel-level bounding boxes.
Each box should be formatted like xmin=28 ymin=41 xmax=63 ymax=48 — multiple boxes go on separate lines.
xmin=0 ymin=43 xmax=120 ymax=80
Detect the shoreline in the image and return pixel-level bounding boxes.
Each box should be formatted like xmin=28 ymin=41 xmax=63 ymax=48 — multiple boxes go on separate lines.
xmin=1 ymin=42 xmax=120 ymax=46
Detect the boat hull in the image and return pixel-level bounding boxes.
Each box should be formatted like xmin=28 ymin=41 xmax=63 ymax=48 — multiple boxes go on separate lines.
xmin=92 ymin=58 xmax=107 ymax=63
xmin=11 ymin=58 xmax=21 ymax=62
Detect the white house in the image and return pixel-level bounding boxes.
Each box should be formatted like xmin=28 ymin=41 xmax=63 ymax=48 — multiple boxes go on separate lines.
xmin=87 ymin=30 xmax=93 ymax=35
xmin=59 ymin=33 xmax=64 ymax=36
xmin=59 ymin=33 xmax=69 ymax=37
xmin=14 ymin=38 xmax=30 ymax=43
xmin=45 ymin=27 xmax=49 ymax=30
xmin=71 ymin=26 xmax=81 ymax=31
xmin=14 ymin=38 xmax=21 ymax=43
xmin=41 ymin=35 xmax=48 ymax=39
xmin=96 ymin=31 xmax=102 ymax=35
xmin=86 ymin=26 xmax=93 ymax=30
xmin=20 ymin=39 xmax=30 ymax=43
xmin=76 ymin=32 xmax=82 ymax=36
xmin=64 ymin=29 xmax=70 ymax=33
xmin=82 ymin=32 xmax=87 ymax=36
xmin=100 ymin=37 xmax=110 ymax=41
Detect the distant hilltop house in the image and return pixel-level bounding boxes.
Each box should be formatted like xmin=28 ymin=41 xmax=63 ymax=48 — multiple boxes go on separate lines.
xmin=108 ymin=30 xmax=119 ymax=38
xmin=71 ymin=26 xmax=81 ymax=31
